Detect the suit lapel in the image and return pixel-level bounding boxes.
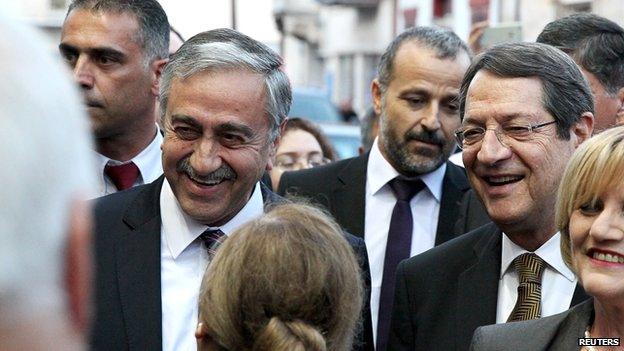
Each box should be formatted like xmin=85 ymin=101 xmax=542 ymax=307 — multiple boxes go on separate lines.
xmin=435 ymin=162 xmax=470 ymax=245
xmin=455 ymin=223 xmax=502 ymax=349
xmin=331 ymin=153 xmax=369 ymax=237
xmin=117 ymin=176 xmax=165 ymax=350
xmin=570 ymin=283 xmax=590 ymax=307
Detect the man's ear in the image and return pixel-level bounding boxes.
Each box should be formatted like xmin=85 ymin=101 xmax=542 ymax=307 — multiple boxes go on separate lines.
xmin=571 ymin=112 xmax=594 ymax=146
xmin=151 ymin=58 xmax=168 ymax=97
xmin=265 ymin=119 xmax=287 ymax=171
xmin=616 ymin=87 xmax=624 ymax=126
xmin=65 ymin=199 xmax=93 ymax=334
xmin=371 ymin=79 xmax=383 ymax=116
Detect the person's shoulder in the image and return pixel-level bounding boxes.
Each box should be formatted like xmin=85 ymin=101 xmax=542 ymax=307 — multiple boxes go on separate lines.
xmin=280 ymin=156 xmax=362 ymax=184
xmin=93 ymin=181 xmax=159 ymax=220
xmin=400 ymin=222 xmax=498 ymax=274
xmin=471 ymin=309 xmax=573 ymax=351
xmin=277 ymin=155 xmax=367 ymax=196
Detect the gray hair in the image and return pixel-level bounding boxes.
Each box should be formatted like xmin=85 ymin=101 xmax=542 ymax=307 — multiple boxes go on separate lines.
xmin=537 ymin=13 xmax=624 ymax=96
xmin=160 ymin=28 xmax=291 ymax=141
xmin=160 ymin=28 xmax=292 ymax=140
xmin=67 ymin=0 xmax=169 ymax=63
xmin=0 ymin=9 xmax=95 ymax=340
xmin=459 ymin=42 xmax=594 ymax=139
xmin=377 ymin=26 xmax=472 ymax=93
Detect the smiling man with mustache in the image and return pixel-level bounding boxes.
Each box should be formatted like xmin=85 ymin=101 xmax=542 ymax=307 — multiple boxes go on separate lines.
xmin=90 ymin=28 xmax=374 ymax=351
xmin=278 ymin=26 xmax=491 ymax=350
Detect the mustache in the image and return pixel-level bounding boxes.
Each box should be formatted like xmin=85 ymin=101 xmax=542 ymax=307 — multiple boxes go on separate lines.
xmin=176 ymin=157 xmax=237 ymax=183
xmin=405 ymin=129 xmax=446 ymax=146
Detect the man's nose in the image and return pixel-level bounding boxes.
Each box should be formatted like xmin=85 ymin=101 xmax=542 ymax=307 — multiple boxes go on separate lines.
xmin=476 ymin=129 xmax=512 ymax=166
xmin=72 ymin=56 xmax=95 ymax=90
xmin=420 ymin=103 xmax=441 ymax=131
xmin=190 ymin=137 xmax=223 ymax=174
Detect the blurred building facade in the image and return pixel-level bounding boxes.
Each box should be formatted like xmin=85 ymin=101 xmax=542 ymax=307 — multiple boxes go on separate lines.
xmin=9 ymin=0 xmax=624 ymax=117
xmin=274 ymin=0 xmax=624 ymax=116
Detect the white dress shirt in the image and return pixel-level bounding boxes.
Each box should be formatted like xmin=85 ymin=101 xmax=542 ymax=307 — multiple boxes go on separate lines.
xmin=364 ymin=138 xmax=446 ymax=341
xmin=160 ymin=179 xmax=264 ymax=351
xmin=95 ymin=130 xmax=163 ymax=197
xmin=496 ymin=232 xmax=577 ymax=323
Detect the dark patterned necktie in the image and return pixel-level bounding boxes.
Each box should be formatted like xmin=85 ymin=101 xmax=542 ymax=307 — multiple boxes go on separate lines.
xmin=376 ymin=178 xmax=425 ymax=351
xmin=199 ymin=228 xmax=226 ymax=257
xmin=507 ymin=253 xmax=546 ymax=322
xmin=104 ymin=162 xmax=140 ymax=191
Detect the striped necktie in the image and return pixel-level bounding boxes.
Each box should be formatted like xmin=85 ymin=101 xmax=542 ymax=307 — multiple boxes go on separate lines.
xmin=507 ymin=253 xmax=546 ymax=322
xmin=199 ymin=228 xmax=226 ymax=258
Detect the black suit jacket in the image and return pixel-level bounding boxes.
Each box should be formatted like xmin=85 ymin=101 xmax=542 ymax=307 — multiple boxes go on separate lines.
xmin=278 ymin=153 xmax=491 ymax=242
xmin=91 ymin=176 xmax=374 ymax=351
xmin=470 ymin=298 xmax=594 ymax=351
xmin=387 ymin=222 xmax=590 ymax=351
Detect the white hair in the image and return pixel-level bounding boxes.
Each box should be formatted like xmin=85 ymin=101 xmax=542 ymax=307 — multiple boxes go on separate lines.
xmin=0 ymin=11 xmax=95 ymax=333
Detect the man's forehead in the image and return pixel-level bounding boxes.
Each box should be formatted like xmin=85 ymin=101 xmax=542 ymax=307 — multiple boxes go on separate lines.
xmin=62 ymin=9 xmax=142 ymax=49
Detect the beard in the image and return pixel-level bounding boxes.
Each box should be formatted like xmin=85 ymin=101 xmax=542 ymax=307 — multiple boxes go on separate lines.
xmin=379 ymin=111 xmax=455 ymax=177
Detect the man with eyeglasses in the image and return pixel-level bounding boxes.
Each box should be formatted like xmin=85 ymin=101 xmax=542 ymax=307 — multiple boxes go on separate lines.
xmin=388 ymin=42 xmax=594 ymax=351
xmin=279 ymin=26 xmax=491 ymax=350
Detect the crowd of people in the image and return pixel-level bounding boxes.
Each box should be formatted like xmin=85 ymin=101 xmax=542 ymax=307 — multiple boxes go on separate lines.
xmin=1 ymin=0 xmax=624 ymax=350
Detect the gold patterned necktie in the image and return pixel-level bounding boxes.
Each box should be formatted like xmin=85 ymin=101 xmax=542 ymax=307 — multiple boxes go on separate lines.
xmin=507 ymin=253 xmax=546 ymax=322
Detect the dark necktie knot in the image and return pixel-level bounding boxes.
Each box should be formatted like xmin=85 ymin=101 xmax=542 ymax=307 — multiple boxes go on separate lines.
xmin=199 ymin=228 xmax=226 ymax=254
xmin=104 ymin=162 xmax=140 ymax=191
xmin=389 ymin=178 xmax=425 ymax=201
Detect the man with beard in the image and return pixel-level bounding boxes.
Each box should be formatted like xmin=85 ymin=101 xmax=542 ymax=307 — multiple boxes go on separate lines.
xmin=388 ymin=42 xmax=593 ymax=351
xmin=278 ymin=26 xmax=490 ymax=351
xmin=91 ymin=28 xmax=373 ymax=351
xmin=59 ymin=0 xmax=169 ymax=196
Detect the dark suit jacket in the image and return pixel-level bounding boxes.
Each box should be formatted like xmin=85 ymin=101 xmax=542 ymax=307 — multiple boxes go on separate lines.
xmin=387 ymin=222 xmax=590 ymax=351
xmin=470 ymin=298 xmax=594 ymax=351
xmin=91 ymin=175 xmax=374 ymax=351
xmin=278 ymin=153 xmax=491 ymax=242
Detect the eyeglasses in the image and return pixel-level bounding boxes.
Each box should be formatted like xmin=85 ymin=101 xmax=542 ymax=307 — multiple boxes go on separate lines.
xmin=275 ymin=154 xmax=330 ymax=171
xmin=454 ymin=120 xmax=557 ymax=149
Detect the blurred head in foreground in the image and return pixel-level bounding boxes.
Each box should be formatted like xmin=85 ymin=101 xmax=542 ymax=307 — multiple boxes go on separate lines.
xmin=0 ymin=12 xmax=96 ymax=351
xmin=196 ymin=203 xmax=363 ymax=351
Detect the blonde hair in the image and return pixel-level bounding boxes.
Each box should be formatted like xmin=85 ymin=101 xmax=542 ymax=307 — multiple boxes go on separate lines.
xmin=198 ymin=202 xmax=363 ymax=351
xmin=556 ymin=126 xmax=624 ymax=270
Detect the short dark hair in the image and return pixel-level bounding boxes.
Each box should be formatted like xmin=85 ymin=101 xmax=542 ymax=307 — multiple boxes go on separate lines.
xmin=67 ymin=0 xmax=169 ymax=62
xmin=537 ymin=13 xmax=624 ymax=96
xmin=377 ymin=26 xmax=471 ymax=92
xmin=459 ymin=42 xmax=594 ymax=139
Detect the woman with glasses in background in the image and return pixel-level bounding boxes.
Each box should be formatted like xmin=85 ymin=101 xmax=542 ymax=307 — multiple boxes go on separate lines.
xmin=269 ymin=118 xmax=337 ymax=190
xmin=470 ymin=126 xmax=624 ymax=350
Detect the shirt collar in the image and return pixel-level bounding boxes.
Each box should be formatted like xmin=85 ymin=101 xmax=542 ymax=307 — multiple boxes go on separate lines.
xmin=367 ymin=137 xmax=446 ymax=201
xmin=160 ymin=178 xmax=264 ymax=259
xmin=500 ymin=232 xmax=576 ymax=282
xmin=96 ymin=127 xmax=163 ymax=181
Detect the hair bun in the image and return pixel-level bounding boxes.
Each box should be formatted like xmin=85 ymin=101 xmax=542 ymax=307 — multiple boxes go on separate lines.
xmin=252 ymin=317 xmax=327 ymax=351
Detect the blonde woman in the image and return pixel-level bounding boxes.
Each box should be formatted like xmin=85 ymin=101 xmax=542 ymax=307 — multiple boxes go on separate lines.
xmin=471 ymin=126 xmax=624 ymax=350
xmin=195 ymin=203 xmax=363 ymax=351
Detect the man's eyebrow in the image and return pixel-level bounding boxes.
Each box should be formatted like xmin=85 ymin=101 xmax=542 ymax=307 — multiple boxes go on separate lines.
xmin=216 ymin=122 xmax=254 ymax=138
xmin=170 ymin=114 xmax=202 ymax=129
xmin=58 ymin=43 xmax=125 ymax=59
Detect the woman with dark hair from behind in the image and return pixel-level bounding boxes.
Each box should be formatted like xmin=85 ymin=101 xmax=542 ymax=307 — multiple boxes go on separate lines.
xmin=269 ymin=117 xmax=337 ymax=190
xmin=195 ymin=202 xmax=363 ymax=351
